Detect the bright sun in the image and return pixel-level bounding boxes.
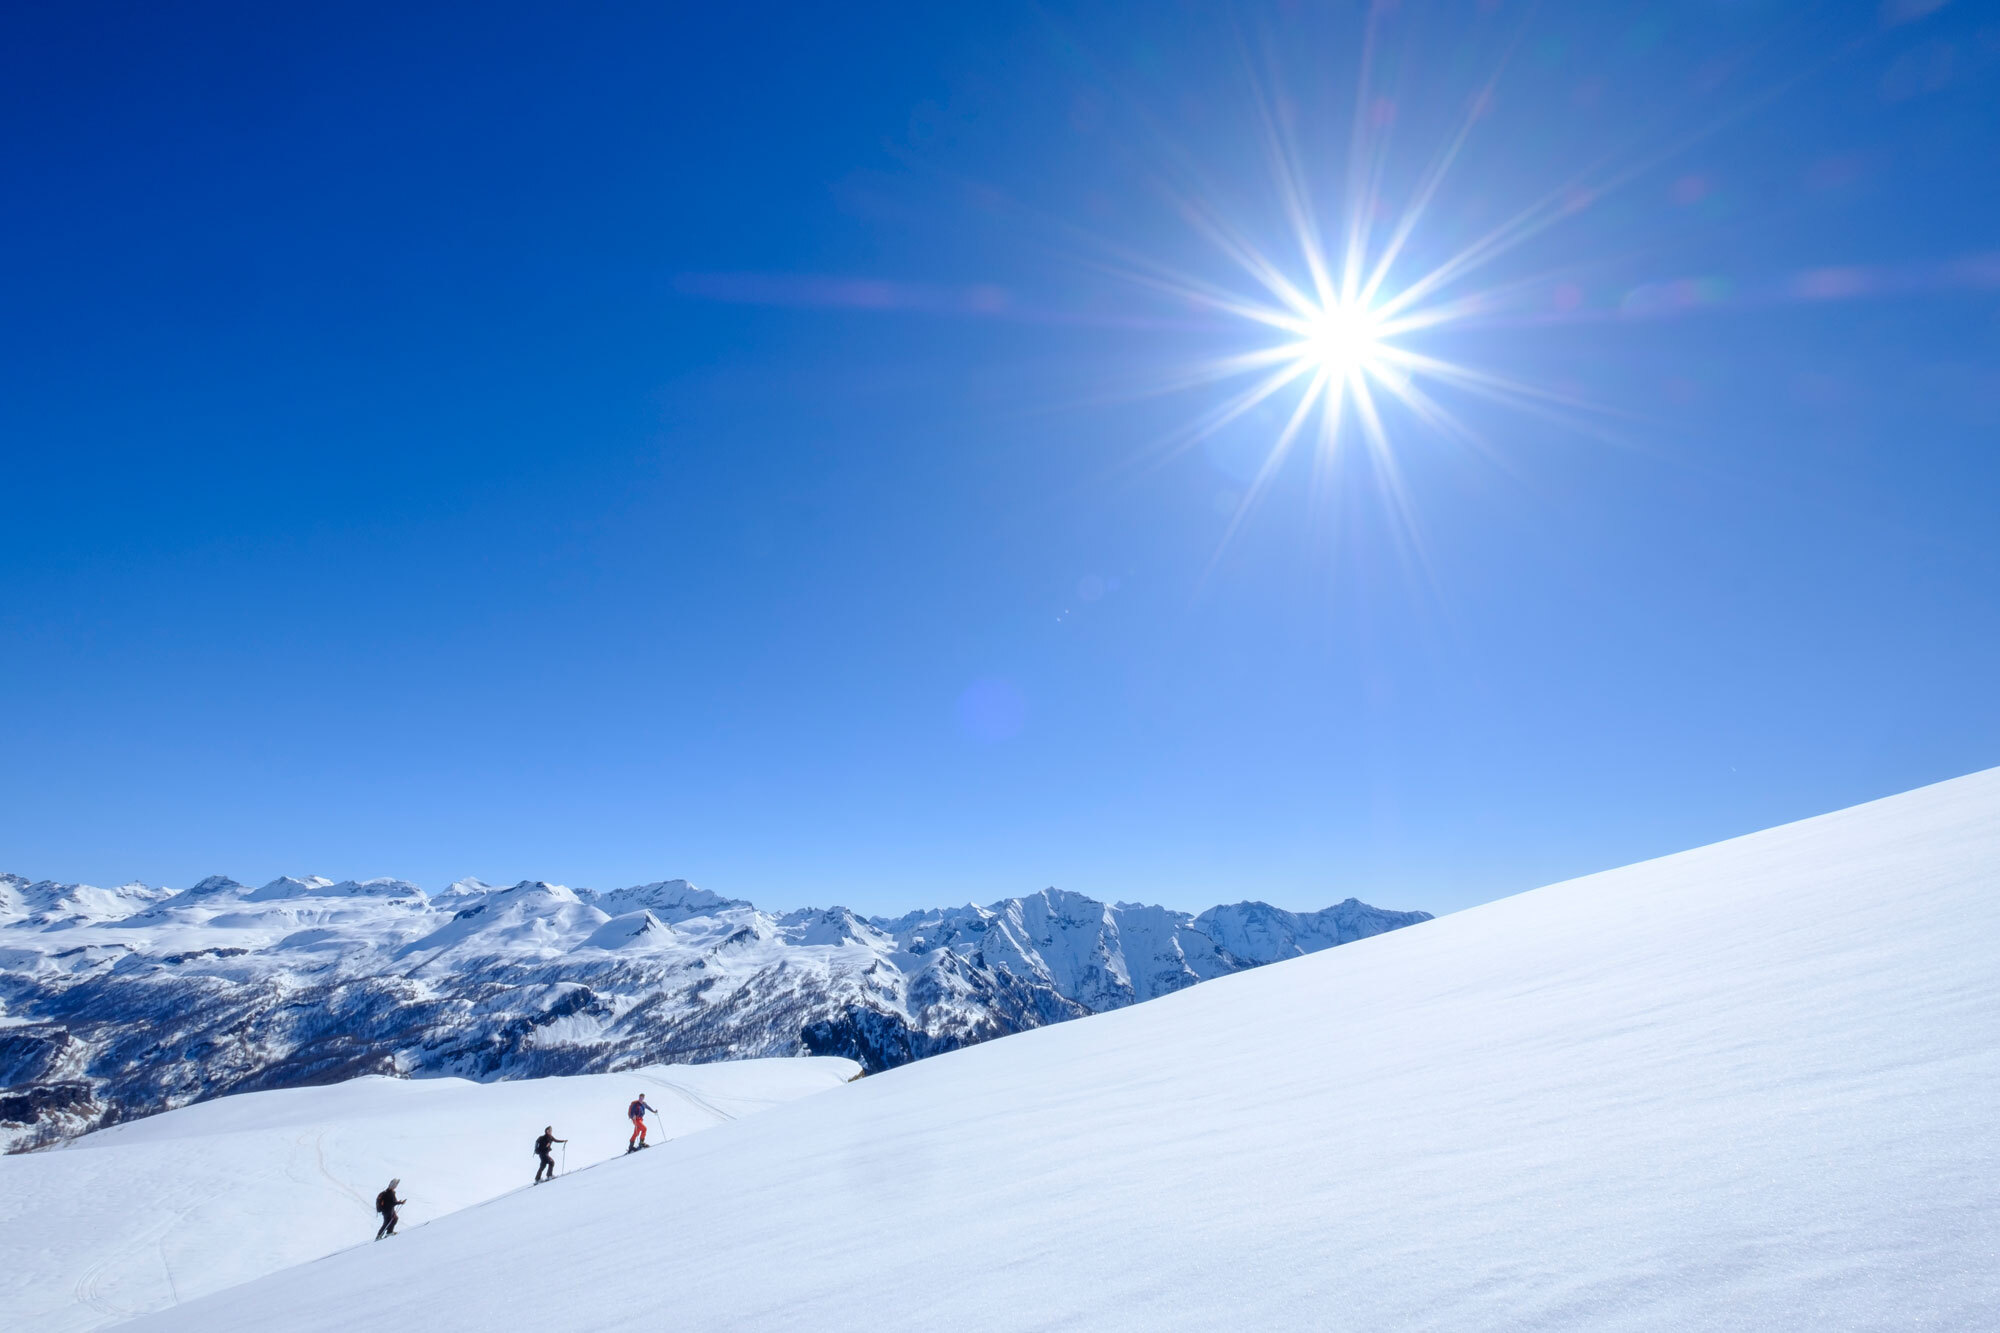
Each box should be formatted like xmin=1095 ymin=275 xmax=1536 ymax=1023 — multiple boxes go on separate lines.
xmin=1105 ymin=9 xmax=1609 ymax=558
xmin=1296 ymin=301 xmax=1386 ymax=379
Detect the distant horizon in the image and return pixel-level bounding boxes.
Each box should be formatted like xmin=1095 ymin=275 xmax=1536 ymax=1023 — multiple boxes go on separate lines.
xmin=14 ymin=759 xmax=1992 ymax=919
xmin=1 ymin=865 xmax=1431 ymax=918
xmin=4 ymin=863 xmax=1436 ymax=918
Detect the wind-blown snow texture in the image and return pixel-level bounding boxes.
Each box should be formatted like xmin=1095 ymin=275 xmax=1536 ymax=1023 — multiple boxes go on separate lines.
xmin=2 ymin=1057 xmax=858 ymax=1332
xmin=0 ymin=873 xmax=1426 ymax=1149
xmin=121 ymin=768 xmax=2000 ymax=1331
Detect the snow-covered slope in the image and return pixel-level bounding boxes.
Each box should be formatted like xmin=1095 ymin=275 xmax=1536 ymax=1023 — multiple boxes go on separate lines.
xmin=120 ymin=768 xmax=2000 ymax=1331
xmin=1 ymin=1057 xmax=858 ymax=1332
xmin=0 ymin=876 xmax=1426 ymax=1149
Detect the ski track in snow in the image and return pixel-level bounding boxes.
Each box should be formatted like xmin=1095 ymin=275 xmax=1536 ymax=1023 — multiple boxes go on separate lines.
xmin=638 ymin=1073 xmax=738 ymax=1123
xmin=304 ymin=1129 xmax=369 ymax=1212
xmin=73 ymin=1196 xmax=198 ymax=1322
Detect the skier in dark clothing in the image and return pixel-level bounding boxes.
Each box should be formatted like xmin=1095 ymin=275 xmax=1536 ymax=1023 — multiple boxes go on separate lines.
xmin=534 ymin=1126 xmax=566 ymax=1183
xmin=375 ymin=1179 xmax=407 ymax=1239
xmin=627 ymin=1095 xmax=659 ymax=1151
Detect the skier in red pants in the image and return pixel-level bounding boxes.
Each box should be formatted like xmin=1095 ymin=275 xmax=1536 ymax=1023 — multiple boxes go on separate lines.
xmin=627 ymin=1095 xmax=659 ymax=1152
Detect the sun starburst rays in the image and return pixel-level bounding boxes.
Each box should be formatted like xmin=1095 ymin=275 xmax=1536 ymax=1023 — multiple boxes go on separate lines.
xmin=1150 ymin=221 xmax=1480 ymax=493
xmin=1118 ymin=76 xmax=1612 ymax=585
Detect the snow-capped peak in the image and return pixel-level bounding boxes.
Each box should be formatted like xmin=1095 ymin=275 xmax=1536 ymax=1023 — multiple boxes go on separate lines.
xmin=589 ymin=879 xmax=752 ymax=922
xmin=247 ymin=876 xmax=335 ymax=900
xmin=582 ymin=909 xmax=672 ymax=950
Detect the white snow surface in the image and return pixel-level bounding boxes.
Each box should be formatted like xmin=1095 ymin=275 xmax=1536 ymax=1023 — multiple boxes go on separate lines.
xmin=51 ymin=769 xmax=2000 ymax=1329
xmin=1 ymin=1057 xmax=859 ymax=1332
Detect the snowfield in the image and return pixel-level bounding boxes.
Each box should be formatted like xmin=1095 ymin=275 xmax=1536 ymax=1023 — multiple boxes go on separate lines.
xmin=32 ymin=767 xmax=2000 ymax=1330
xmin=1 ymin=1057 xmax=859 ymax=1332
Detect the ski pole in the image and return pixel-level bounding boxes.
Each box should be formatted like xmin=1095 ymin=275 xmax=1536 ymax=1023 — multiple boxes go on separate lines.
xmin=561 ymin=1141 xmax=567 ymax=1176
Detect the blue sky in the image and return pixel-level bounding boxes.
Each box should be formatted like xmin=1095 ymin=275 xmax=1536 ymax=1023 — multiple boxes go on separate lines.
xmin=2 ymin=1 xmax=1995 ymax=916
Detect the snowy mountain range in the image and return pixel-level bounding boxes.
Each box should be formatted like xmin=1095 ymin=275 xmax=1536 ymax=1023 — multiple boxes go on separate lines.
xmin=0 ymin=871 xmax=1427 ymax=1149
